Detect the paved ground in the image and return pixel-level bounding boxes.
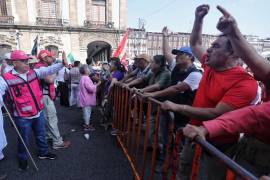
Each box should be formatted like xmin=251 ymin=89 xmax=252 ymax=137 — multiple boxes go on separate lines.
xmin=0 ymin=101 xmax=132 ymax=180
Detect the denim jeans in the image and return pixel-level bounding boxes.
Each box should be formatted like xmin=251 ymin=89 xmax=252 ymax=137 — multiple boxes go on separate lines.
xmin=69 ymin=83 xmax=79 ymax=106
xmin=82 ymin=106 xmax=92 ymax=125
xmin=14 ymin=111 xmax=48 ymax=160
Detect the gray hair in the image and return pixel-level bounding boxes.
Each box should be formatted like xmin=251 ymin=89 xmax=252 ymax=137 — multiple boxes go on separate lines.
xmin=79 ymin=64 xmax=89 ymax=74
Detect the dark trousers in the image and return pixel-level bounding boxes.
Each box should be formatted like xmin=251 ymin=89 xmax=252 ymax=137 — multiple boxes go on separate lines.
xmin=58 ymin=81 xmax=69 ymax=107
xmin=14 ymin=111 xmax=48 ymax=160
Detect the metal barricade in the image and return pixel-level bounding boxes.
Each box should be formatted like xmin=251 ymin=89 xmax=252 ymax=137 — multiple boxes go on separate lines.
xmin=111 ymin=84 xmax=258 ymax=180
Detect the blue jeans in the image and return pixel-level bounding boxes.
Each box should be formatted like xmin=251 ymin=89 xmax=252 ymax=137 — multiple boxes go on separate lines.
xmin=14 ymin=111 xmax=48 ymax=160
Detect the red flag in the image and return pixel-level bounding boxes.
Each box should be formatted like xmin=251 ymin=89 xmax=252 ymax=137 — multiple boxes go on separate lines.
xmin=113 ymin=30 xmax=129 ymax=57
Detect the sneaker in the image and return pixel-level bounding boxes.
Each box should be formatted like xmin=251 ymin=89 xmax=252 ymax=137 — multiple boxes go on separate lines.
xmin=38 ymin=152 xmax=57 ymax=160
xmin=18 ymin=159 xmax=28 ymax=171
xmin=52 ymin=141 xmax=71 ymax=150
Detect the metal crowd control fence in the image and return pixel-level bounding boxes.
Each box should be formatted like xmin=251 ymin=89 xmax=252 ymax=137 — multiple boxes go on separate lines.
xmin=111 ymin=84 xmax=258 ymax=180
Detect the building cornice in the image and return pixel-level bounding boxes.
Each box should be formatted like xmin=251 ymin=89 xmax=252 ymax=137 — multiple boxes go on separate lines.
xmin=0 ymin=24 xmax=126 ymax=34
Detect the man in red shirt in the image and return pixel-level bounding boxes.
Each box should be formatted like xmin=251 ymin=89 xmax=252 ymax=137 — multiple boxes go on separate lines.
xmin=183 ymin=5 xmax=270 ymax=178
xmin=161 ymin=4 xmax=259 ymax=180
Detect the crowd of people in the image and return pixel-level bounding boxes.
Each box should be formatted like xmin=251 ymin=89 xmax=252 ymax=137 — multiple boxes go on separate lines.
xmin=0 ymin=4 xmax=269 ymax=180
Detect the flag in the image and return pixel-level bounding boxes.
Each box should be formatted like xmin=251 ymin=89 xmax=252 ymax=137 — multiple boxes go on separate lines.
xmin=112 ymin=29 xmax=129 ymax=58
xmin=31 ymin=35 xmax=38 ymax=56
xmin=67 ymin=52 xmax=75 ymax=64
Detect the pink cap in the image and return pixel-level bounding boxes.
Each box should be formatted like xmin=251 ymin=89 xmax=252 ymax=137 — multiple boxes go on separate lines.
xmin=11 ymin=50 xmax=32 ymax=61
xmin=38 ymin=50 xmax=54 ymax=60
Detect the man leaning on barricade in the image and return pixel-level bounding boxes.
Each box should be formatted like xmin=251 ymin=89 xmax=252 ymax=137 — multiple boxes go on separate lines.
xmin=161 ymin=4 xmax=260 ymax=180
xmin=141 ymin=26 xmax=203 ymax=171
xmin=182 ymin=4 xmax=270 ymax=179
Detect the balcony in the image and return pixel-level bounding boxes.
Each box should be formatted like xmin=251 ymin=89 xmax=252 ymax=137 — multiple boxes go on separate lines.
xmin=84 ymin=20 xmax=114 ymax=29
xmin=0 ymin=16 xmax=14 ymax=25
xmin=36 ymin=17 xmax=69 ymax=26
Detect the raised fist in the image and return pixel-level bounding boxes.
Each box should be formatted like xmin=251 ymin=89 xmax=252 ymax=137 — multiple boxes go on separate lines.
xmin=195 ymin=4 xmax=210 ymax=19
xmin=162 ymin=26 xmax=170 ymax=37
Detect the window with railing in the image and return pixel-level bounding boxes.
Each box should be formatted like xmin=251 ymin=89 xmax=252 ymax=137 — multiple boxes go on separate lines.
xmin=92 ymin=0 xmax=106 ymax=23
xmin=40 ymin=0 xmax=57 ymax=18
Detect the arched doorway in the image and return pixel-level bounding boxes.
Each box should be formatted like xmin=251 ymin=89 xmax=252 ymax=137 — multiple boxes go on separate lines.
xmin=87 ymin=41 xmax=111 ymax=65
xmin=45 ymin=45 xmax=59 ymax=57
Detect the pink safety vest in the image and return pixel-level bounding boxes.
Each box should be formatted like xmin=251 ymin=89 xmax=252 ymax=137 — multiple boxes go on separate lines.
xmin=34 ymin=61 xmax=56 ymax=101
xmin=2 ymin=70 xmax=44 ymax=117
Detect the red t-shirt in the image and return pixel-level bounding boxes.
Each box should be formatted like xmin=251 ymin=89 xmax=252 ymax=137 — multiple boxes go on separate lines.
xmin=190 ymin=55 xmax=258 ymax=143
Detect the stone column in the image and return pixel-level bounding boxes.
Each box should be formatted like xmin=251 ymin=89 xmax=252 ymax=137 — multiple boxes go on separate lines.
xmin=69 ymin=0 xmax=78 ymax=26
xmin=13 ymin=0 xmax=29 ymax=24
xmin=26 ymin=0 xmax=37 ymax=25
xmin=107 ymin=0 xmax=112 ymax=23
xmin=85 ymin=0 xmax=92 ymax=20
xmin=77 ymin=0 xmax=86 ymax=26
xmin=119 ymin=0 xmax=127 ymax=30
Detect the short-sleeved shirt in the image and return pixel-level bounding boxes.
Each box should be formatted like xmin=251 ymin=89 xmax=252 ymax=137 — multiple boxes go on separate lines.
xmin=112 ymin=70 xmax=124 ymax=81
xmin=143 ymin=69 xmax=171 ymax=90
xmin=136 ymin=65 xmax=151 ymax=79
xmin=191 ymin=54 xmax=258 ymax=143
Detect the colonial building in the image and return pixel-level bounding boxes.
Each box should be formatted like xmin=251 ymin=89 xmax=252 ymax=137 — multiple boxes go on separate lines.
xmin=126 ymin=28 xmax=217 ymax=58
xmin=0 ymin=0 xmax=127 ymax=63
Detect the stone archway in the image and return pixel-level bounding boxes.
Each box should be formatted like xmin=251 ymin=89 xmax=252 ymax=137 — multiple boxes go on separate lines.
xmin=87 ymin=41 xmax=111 ymax=64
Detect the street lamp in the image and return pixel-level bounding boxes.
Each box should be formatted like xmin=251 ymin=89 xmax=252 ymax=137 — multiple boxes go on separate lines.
xmin=15 ymin=30 xmax=23 ymax=50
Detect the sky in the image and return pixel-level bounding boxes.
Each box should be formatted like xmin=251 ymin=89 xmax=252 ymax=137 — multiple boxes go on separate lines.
xmin=128 ymin=0 xmax=270 ymax=38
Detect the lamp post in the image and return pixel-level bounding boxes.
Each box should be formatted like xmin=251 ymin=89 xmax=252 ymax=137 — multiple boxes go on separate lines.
xmin=15 ymin=30 xmax=23 ymax=50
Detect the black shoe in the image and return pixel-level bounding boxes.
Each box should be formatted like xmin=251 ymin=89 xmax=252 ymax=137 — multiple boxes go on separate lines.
xmin=18 ymin=159 xmax=28 ymax=171
xmin=38 ymin=152 xmax=57 ymax=160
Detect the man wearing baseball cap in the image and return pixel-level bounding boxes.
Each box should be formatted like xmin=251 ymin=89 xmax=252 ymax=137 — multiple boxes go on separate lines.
xmin=34 ymin=50 xmax=71 ymax=150
xmin=0 ymin=50 xmax=68 ymax=170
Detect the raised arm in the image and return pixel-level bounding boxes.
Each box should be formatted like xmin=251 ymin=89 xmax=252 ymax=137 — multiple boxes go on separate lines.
xmin=190 ymin=4 xmax=209 ymax=62
xmin=35 ymin=52 xmax=68 ymax=79
xmin=162 ymin=101 xmax=234 ymax=121
xmin=144 ymin=82 xmax=190 ymax=98
xmin=162 ymin=27 xmax=174 ymax=65
xmin=216 ymin=5 xmax=270 ymax=82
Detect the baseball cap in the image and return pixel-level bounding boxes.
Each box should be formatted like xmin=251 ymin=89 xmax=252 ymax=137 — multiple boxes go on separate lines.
xmin=11 ymin=50 xmax=32 ymax=61
xmin=134 ymin=54 xmax=151 ymax=63
xmin=38 ymin=50 xmax=54 ymax=60
xmin=172 ymin=46 xmax=194 ymax=57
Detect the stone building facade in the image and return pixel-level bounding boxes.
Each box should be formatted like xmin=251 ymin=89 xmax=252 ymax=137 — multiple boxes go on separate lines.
xmin=0 ymin=0 xmax=127 ymax=63
xmin=126 ymin=28 xmax=217 ymax=59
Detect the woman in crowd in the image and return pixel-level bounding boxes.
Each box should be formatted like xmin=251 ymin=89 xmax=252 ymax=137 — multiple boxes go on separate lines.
xmin=78 ymin=65 xmax=101 ymax=131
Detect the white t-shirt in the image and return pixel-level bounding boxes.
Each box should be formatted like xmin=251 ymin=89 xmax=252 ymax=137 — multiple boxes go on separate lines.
xmin=56 ymin=67 xmax=69 ymax=82
xmin=177 ymin=71 xmax=202 ymax=91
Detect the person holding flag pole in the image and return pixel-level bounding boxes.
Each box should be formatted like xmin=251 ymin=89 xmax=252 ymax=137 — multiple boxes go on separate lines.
xmin=0 ymin=50 xmax=68 ymax=171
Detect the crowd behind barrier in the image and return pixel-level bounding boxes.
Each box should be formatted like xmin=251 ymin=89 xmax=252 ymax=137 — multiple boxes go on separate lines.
xmin=111 ymin=84 xmax=258 ymax=180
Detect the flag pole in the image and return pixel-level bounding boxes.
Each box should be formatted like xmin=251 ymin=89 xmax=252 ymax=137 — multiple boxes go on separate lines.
xmin=2 ymin=103 xmax=39 ymax=171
